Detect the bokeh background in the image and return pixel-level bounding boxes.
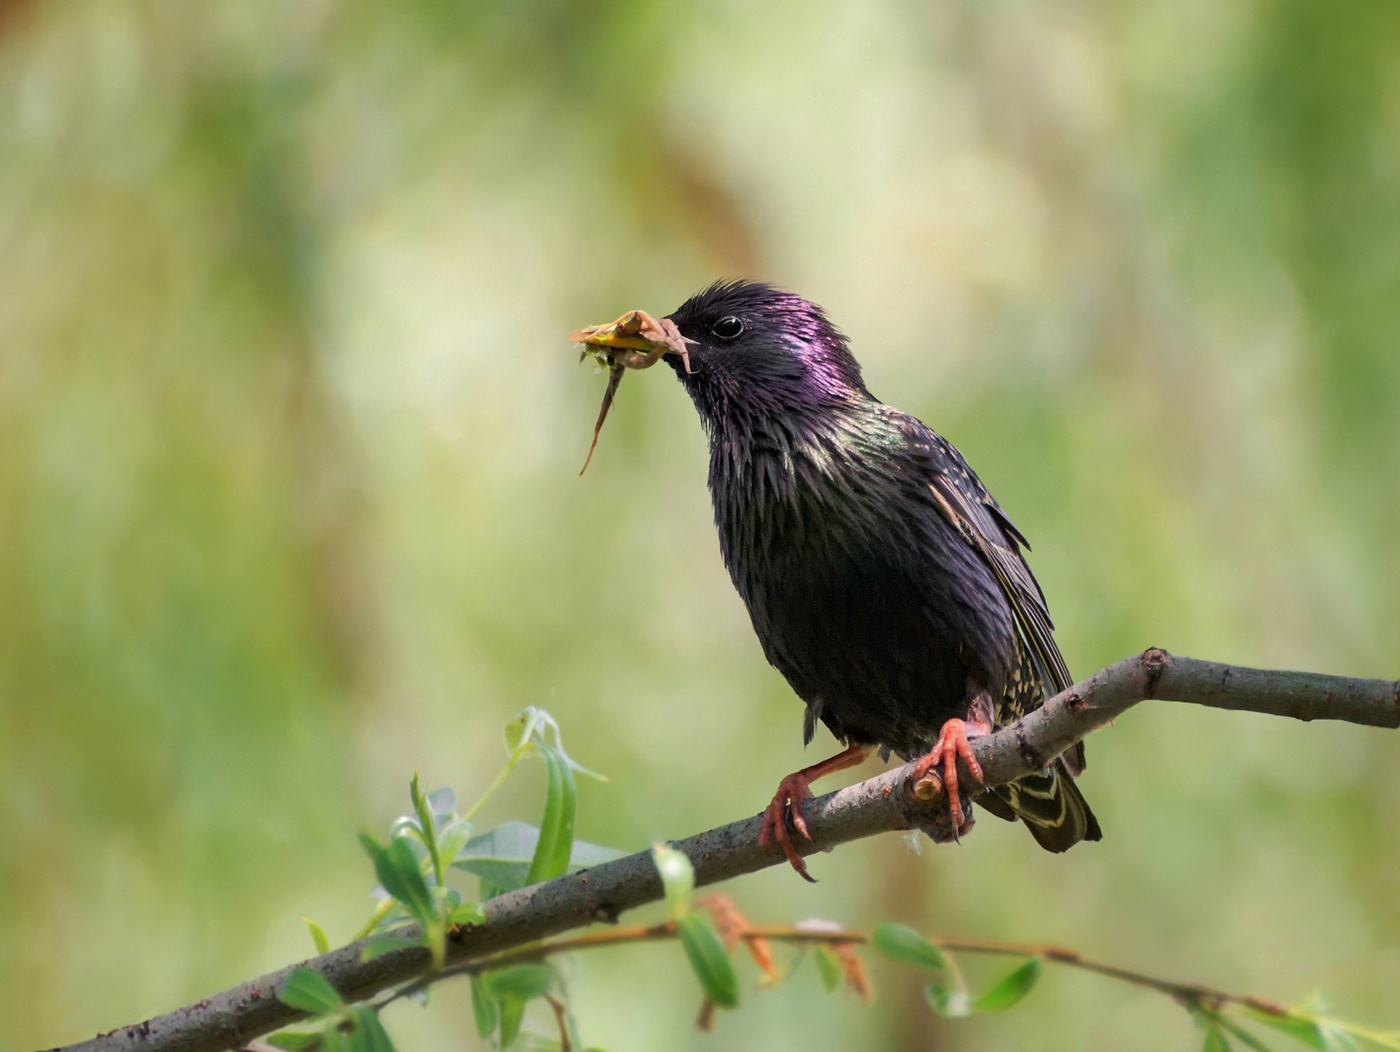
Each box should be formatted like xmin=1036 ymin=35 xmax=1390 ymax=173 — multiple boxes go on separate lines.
xmin=3 ymin=0 xmax=1399 ymax=1049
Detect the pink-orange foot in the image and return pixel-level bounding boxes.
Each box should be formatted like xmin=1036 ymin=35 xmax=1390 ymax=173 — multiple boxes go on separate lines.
xmin=757 ymin=743 xmax=870 ymax=882
xmin=911 ymin=718 xmax=991 ymax=838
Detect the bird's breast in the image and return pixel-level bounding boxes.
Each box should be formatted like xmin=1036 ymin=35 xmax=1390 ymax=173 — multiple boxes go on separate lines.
xmin=705 ymin=438 xmax=1018 ymax=750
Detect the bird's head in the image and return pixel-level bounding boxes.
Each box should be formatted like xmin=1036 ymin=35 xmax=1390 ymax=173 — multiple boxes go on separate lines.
xmin=572 ymin=281 xmax=870 ymax=435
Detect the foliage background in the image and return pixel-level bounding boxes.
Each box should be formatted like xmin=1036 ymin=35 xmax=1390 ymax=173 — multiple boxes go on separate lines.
xmin=3 ymin=1 xmax=1398 ymax=1048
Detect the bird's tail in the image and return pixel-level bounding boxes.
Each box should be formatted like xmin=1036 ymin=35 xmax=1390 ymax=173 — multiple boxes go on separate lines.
xmin=979 ymin=759 xmax=1102 ymax=853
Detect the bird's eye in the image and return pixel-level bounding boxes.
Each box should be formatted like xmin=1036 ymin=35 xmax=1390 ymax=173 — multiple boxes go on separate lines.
xmin=710 ymin=315 xmax=744 ymax=341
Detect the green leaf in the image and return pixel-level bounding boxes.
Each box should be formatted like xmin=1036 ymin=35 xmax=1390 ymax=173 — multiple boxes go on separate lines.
xmin=360 ymin=833 xmax=435 ymax=928
xmin=567 ymin=837 xmax=628 ymax=868
xmin=480 ymin=878 xmax=508 ymax=901
xmin=1204 ymin=1025 xmax=1234 ymax=1052
xmin=450 ymin=821 xmax=617 ymax=865
xmin=410 ymin=774 xmax=444 ymax=886
xmin=1247 ymin=1009 xmax=1328 ymax=1050
xmin=435 ymin=819 xmax=474 ymax=868
xmin=452 ymin=822 xmax=625 ymax=893
xmin=1251 ymin=1001 xmax=1400 ymax=1052
xmin=350 ymin=1006 xmax=397 ymax=1052
xmin=465 ymin=859 xmax=532 ymax=894
xmin=526 ymin=744 xmax=577 ymax=886
xmin=322 ymin=1022 xmax=352 ymax=1052
xmin=304 ymin=917 xmax=331 ymax=956
xmin=926 ymin=981 xmax=972 ymax=1018
xmin=651 ymin=844 xmax=695 ymax=919
xmin=485 ymin=964 xmax=559 ymax=1001
xmin=278 ymin=968 xmax=345 ymax=1015
xmin=266 ymin=1026 xmax=325 ymax=1052
xmin=450 ymin=900 xmax=487 ymax=926
xmin=359 ymin=936 xmax=422 ymax=962
xmin=971 ymin=957 xmax=1041 ymax=1012
xmin=677 ymin=913 xmax=739 ymax=1009
xmin=1214 ymin=1016 xmax=1278 ymax=1052
xmin=1318 ymin=1026 xmax=1363 ymax=1052
xmin=499 ymin=994 xmax=527 ymax=1050
xmin=504 ymin=707 xmax=548 ymax=755
xmin=470 ymin=975 xmax=499 ymax=1040
xmin=814 ymin=946 xmax=842 ymax=992
xmin=504 ymin=706 xmax=606 ymax=780
xmin=870 ymin=923 xmax=951 ymax=973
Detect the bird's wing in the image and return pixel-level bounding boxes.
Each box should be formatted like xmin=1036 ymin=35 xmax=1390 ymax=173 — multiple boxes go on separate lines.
xmin=895 ymin=414 xmax=1075 ymax=702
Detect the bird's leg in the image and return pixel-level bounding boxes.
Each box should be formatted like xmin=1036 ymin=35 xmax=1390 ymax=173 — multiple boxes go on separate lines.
xmin=759 ymin=743 xmax=871 ymax=882
xmin=910 ymin=703 xmax=993 ymax=839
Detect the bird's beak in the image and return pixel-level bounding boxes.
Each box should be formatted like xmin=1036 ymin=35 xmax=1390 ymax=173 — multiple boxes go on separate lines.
xmin=569 ymin=309 xmax=694 ymax=373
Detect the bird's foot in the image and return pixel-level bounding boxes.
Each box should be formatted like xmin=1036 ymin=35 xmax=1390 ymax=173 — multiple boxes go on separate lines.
xmin=757 ymin=743 xmax=871 ymax=881
xmin=911 ymin=718 xmax=991 ymax=839
xmin=759 ymin=773 xmax=817 ymax=882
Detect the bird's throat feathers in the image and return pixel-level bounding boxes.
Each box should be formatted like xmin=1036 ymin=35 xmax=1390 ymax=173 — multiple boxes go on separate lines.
xmin=705 ymin=394 xmax=904 ymax=515
xmin=672 ymin=359 xmax=900 ymax=509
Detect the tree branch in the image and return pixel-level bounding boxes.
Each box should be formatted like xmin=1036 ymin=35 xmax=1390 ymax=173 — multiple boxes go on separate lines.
xmin=52 ymin=649 xmax=1399 ymax=1052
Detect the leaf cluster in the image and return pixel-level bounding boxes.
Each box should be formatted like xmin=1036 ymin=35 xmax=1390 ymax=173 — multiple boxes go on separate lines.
xmin=275 ymin=708 xmax=618 ymax=1052
xmin=264 ymin=708 xmax=1400 ymax=1052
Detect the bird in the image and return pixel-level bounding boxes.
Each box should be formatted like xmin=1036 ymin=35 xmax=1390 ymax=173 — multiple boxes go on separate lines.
xmin=572 ymin=280 xmax=1101 ymax=879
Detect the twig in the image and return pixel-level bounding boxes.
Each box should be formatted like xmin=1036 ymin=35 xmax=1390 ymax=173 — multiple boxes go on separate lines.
xmin=48 ymin=649 xmax=1399 ymax=1052
xmin=397 ymin=919 xmax=1297 ymax=1017
xmin=541 ymin=994 xmax=573 ymax=1052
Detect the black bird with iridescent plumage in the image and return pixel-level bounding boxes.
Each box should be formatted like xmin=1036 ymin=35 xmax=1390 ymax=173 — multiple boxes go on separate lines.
xmin=573 ymin=280 xmax=1101 ymax=879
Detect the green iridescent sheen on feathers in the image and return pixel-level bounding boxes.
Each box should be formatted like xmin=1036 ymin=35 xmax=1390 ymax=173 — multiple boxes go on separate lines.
xmin=664 ymin=281 xmax=1100 ymax=852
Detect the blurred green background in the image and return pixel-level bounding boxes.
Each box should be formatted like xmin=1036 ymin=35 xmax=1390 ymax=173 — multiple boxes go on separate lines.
xmin=3 ymin=0 xmax=1398 ymax=1048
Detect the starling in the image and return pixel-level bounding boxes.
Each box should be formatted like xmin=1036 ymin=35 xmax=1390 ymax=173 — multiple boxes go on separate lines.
xmin=573 ymin=280 xmax=1101 ymax=879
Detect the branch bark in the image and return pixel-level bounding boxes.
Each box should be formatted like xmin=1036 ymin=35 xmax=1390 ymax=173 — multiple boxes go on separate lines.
xmin=52 ymin=649 xmax=1400 ymax=1052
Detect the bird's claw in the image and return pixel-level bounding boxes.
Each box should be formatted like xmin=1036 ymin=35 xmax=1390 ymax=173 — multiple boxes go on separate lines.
xmin=759 ymin=773 xmax=817 ymax=882
xmin=912 ymin=718 xmax=989 ymax=839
